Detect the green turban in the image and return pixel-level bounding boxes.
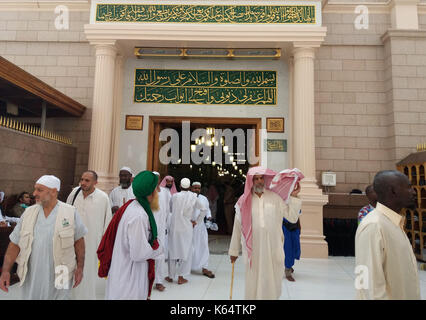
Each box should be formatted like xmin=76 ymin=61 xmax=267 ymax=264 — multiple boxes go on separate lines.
xmin=132 ymin=170 xmax=159 ymax=245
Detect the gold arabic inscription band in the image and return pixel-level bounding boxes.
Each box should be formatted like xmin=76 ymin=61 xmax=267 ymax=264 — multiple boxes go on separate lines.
xmin=95 ymin=4 xmax=316 ymax=24
xmin=134 ymin=69 xmax=277 ymax=105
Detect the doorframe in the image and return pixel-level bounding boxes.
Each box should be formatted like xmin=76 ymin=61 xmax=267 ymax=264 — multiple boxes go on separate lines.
xmin=147 ymin=116 xmax=262 ymax=172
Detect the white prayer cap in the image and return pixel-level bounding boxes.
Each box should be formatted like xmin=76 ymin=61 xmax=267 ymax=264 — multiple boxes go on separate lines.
xmin=180 ymin=178 xmax=191 ymax=189
xmin=192 ymin=181 xmax=201 ymax=186
xmin=120 ymin=166 xmax=133 ymax=174
xmin=153 ymin=171 xmax=160 ymax=176
xmin=36 ymin=175 xmax=61 ymax=191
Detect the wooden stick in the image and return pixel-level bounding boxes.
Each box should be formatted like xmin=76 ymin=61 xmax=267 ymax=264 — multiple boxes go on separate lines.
xmin=230 ymin=261 xmax=235 ymax=300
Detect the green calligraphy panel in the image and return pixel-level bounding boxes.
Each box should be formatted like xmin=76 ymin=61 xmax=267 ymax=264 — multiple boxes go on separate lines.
xmin=134 ymin=69 xmax=277 ymax=105
xmin=96 ymin=4 xmax=316 ymax=24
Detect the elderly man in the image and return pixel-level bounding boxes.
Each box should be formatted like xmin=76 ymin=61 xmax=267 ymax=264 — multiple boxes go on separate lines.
xmin=0 ymin=175 xmax=87 ymax=299
xmin=166 ymin=178 xmax=208 ymax=285
xmin=98 ymin=171 xmax=163 ymax=300
xmin=66 ymin=170 xmax=112 ymax=300
xmin=355 ymin=170 xmax=421 ymax=300
xmin=228 ymin=166 xmax=302 ymax=300
xmin=191 ymin=181 xmax=215 ymax=278
xmin=109 ymin=167 xmax=135 ymax=214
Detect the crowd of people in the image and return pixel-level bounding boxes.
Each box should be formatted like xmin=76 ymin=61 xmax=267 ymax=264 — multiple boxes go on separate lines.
xmin=0 ymin=166 xmax=422 ymax=300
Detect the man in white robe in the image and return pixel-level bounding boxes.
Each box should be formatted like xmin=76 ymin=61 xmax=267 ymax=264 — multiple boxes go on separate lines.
xmin=166 ymin=178 xmax=208 ymax=285
xmin=190 ymin=182 xmax=215 ymax=278
xmin=152 ymin=172 xmax=172 ymax=291
xmin=104 ymin=171 xmax=163 ymax=300
xmin=355 ymin=170 xmax=420 ymax=300
xmin=66 ymin=170 xmax=112 ymax=300
xmin=0 ymin=175 xmax=87 ymax=300
xmin=109 ymin=167 xmax=135 ymax=214
xmin=228 ymin=167 xmax=302 ymax=300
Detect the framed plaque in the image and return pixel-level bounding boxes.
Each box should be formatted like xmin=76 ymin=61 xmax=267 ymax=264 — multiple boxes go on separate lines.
xmin=125 ymin=115 xmax=143 ymax=130
xmin=266 ymin=117 xmax=284 ymax=132
xmin=265 ymin=139 xmax=287 ymax=152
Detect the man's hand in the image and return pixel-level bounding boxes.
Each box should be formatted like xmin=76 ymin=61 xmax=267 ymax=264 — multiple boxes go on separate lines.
xmin=0 ymin=242 xmax=20 ymax=293
xmin=73 ymin=267 xmax=83 ymax=288
xmin=230 ymin=256 xmax=238 ymax=263
xmin=290 ymin=182 xmax=301 ymax=197
xmin=112 ymin=206 xmax=119 ymax=214
xmin=191 ymin=221 xmax=197 ymax=228
xmin=0 ymin=271 xmax=10 ymax=293
xmin=73 ymin=237 xmax=85 ymax=288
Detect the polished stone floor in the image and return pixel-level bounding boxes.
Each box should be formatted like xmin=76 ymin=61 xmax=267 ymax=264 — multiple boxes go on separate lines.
xmin=1 ymin=235 xmax=425 ymax=300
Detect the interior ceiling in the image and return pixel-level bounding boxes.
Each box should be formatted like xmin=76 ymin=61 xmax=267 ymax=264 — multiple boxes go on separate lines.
xmin=0 ymin=78 xmax=73 ymax=118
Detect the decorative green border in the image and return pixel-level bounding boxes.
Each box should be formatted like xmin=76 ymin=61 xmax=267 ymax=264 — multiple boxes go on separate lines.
xmin=96 ymin=4 xmax=315 ymax=24
xmin=265 ymin=139 xmax=287 ymax=152
xmin=134 ymin=69 xmax=277 ymax=105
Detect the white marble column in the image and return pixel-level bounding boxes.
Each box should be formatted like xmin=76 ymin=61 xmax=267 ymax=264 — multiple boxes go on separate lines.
xmin=88 ymin=42 xmax=118 ymax=192
xmin=110 ymin=54 xmax=124 ymax=179
xmin=292 ymin=45 xmax=329 ymax=258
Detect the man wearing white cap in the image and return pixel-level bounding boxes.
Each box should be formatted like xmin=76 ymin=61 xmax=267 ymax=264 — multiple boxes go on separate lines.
xmin=66 ymin=170 xmax=112 ymax=300
xmin=109 ymin=167 xmax=135 ymax=214
xmin=0 ymin=175 xmax=88 ymax=299
xmin=166 ymin=178 xmax=208 ymax=285
xmin=191 ymin=182 xmax=215 ymax=278
xmin=152 ymin=172 xmax=172 ymax=292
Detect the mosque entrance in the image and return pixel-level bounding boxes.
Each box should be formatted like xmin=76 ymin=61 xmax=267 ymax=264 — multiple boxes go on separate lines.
xmin=147 ymin=116 xmax=261 ymax=234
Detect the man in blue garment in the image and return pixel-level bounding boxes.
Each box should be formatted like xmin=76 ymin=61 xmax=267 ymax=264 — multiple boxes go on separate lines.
xmin=282 ymin=218 xmax=301 ymax=282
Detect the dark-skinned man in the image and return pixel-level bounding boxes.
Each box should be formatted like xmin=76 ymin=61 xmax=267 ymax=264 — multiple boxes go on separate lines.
xmin=0 ymin=175 xmax=87 ymax=299
xmin=109 ymin=167 xmax=135 ymax=214
xmin=355 ymin=170 xmax=420 ymax=300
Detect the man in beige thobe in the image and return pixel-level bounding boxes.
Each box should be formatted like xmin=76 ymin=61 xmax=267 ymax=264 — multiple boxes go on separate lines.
xmin=228 ymin=167 xmax=302 ymax=300
xmin=355 ymin=170 xmax=421 ymax=300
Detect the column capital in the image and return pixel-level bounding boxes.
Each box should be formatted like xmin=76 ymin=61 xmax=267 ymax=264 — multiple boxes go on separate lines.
xmin=292 ymin=46 xmax=315 ymax=60
xmin=91 ymin=40 xmax=118 ymax=57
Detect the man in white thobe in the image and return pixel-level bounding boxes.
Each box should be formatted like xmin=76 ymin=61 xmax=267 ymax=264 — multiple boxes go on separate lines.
xmin=152 ymin=172 xmax=172 ymax=291
xmin=0 ymin=175 xmax=87 ymax=300
xmin=67 ymin=170 xmax=112 ymax=300
xmin=355 ymin=170 xmax=421 ymax=300
xmin=191 ymin=182 xmax=215 ymax=278
xmin=109 ymin=167 xmax=135 ymax=214
xmin=166 ymin=178 xmax=208 ymax=285
xmin=105 ymin=171 xmax=163 ymax=300
xmin=229 ymin=167 xmax=302 ymax=300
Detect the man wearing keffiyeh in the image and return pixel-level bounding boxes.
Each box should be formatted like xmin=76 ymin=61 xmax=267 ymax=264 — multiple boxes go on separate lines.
xmin=228 ymin=166 xmax=303 ymax=300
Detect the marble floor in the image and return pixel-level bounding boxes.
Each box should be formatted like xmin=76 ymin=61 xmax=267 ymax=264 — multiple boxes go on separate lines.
xmin=1 ymin=235 xmax=425 ymax=300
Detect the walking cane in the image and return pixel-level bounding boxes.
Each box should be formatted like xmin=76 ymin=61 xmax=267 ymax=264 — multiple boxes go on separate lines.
xmin=230 ymin=261 xmax=235 ymax=300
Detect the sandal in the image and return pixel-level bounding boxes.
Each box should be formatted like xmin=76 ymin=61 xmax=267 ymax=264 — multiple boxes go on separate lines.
xmin=202 ymin=269 xmax=215 ymax=278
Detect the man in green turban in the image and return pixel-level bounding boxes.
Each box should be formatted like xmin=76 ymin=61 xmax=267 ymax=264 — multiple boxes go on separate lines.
xmin=101 ymin=170 xmax=163 ymax=300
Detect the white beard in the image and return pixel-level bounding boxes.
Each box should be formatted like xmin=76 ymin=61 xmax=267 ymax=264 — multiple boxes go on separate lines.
xmin=253 ymin=186 xmax=264 ymax=194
